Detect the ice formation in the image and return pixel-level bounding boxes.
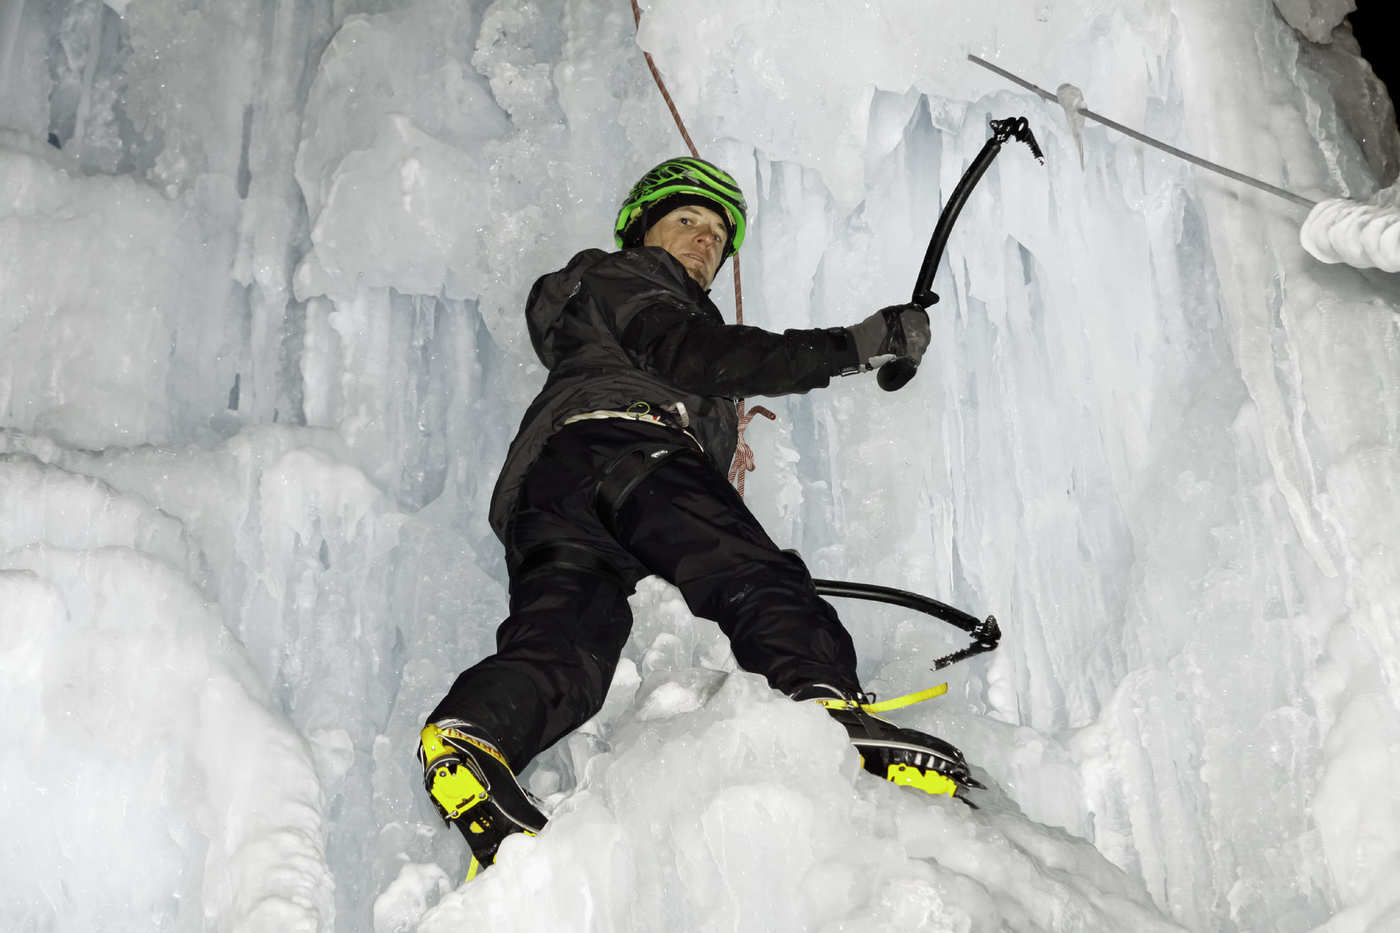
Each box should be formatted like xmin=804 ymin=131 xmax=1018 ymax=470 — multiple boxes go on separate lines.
xmin=1 ymin=0 xmax=1398 ymax=931
xmin=1055 ymin=83 xmax=1087 ymax=168
xmin=1301 ymin=183 xmax=1400 ymax=272
xmin=1272 ymin=0 xmax=1355 ymax=45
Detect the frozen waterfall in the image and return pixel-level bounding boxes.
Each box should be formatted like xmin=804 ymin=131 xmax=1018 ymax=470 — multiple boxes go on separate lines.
xmin=1 ymin=0 xmax=1398 ymax=931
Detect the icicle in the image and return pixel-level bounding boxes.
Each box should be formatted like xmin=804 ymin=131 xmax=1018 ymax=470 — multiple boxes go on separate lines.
xmin=0 ymin=0 xmax=27 ymax=93
xmin=1056 ymin=83 xmax=1087 ymax=169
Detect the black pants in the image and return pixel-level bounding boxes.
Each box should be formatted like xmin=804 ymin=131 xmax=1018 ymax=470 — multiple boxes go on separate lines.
xmin=428 ymin=418 xmax=861 ymax=770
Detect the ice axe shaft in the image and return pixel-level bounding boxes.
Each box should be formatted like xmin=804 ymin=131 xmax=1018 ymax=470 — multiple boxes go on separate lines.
xmin=879 ymin=116 xmax=1044 ymax=392
xmin=812 ymin=577 xmax=1001 ymax=670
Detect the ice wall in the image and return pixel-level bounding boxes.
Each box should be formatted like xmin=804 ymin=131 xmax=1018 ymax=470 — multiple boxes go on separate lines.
xmin=2 ymin=0 xmax=1398 ymax=931
xmin=0 ymin=454 xmax=335 ymax=930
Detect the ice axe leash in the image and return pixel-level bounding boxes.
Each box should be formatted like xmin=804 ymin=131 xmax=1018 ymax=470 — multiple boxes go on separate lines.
xmin=878 ymin=116 xmax=1045 ymax=392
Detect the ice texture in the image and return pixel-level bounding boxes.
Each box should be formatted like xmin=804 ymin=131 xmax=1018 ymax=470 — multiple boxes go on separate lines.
xmin=1291 ymin=19 xmax=1400 ymax=186
xmin=1 ymin=0 xmax=1399 ymax=931
xmin=1271 ymin=0 xmax=1355 ymax=44
xmin=1302 ymin=183 xmax=1400 ymax=271
xmin=0 ymin=457 xmax=335 ymax=931
xmin=408 ymin=673 xmax=1185 ymax=933
xmin=1056 ymin=83 xmax=1087 ymax=168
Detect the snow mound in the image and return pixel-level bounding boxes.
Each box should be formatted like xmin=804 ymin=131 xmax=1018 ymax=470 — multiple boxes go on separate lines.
xmin=0 ymin=455 xmax=335 ymax=932
xmin=376 ymin=673 xmax=1182 ymax=933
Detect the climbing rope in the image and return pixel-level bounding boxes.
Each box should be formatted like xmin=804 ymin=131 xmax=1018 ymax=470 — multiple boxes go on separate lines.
xmin=630 ymin=0 xmax=698 ymax=158
xmin=631 ymin=0 xmax=767 ymax=496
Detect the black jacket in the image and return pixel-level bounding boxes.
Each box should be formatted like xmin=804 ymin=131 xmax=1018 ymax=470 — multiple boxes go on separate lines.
xmin=487 ymin=246 xmax=860 ymax=541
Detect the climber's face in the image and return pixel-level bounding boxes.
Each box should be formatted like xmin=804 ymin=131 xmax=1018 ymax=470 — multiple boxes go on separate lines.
xmin=644 ymin=204 xmax=728 ymax=288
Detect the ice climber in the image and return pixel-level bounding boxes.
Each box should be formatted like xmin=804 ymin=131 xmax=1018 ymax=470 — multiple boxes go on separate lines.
xmin=418 ymin=156 xmax=961 ymax=876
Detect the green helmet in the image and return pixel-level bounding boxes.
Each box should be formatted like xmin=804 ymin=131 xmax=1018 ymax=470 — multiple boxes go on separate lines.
xmin=614 ymin=156 xmax=748 ymax=256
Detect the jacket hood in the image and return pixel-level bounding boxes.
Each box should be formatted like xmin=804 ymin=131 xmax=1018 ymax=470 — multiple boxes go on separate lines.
xmin=527 ymin=248 xmax=697 ymax=369
xmin=526 ymin=249 xmax=605 ymax=370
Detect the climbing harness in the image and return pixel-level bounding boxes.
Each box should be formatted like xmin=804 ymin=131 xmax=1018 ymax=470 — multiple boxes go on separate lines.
xmin=594 ymin=438 xmax=701 ymax=533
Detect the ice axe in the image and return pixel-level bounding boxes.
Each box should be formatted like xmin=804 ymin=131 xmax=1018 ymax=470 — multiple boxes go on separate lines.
xmin=812 ymin=576 xmax=1001 ymax=670
xmin=879 ymin=116 xmax=1045 ymax=391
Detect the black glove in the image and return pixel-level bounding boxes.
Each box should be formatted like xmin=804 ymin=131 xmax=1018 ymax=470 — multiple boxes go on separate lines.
xmin=847 ymin=303 xmax=930 ymax=372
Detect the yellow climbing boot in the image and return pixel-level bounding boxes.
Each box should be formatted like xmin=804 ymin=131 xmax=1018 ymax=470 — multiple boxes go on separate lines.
xmin=793 ymin=683 xmax=984 ymax=806
xmin=418 ymin=721 xmax=546 ymax=875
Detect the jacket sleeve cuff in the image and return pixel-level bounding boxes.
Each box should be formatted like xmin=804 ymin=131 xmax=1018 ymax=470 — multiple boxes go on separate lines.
xmin=828 ymin=327 xmax=863 ymax=377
